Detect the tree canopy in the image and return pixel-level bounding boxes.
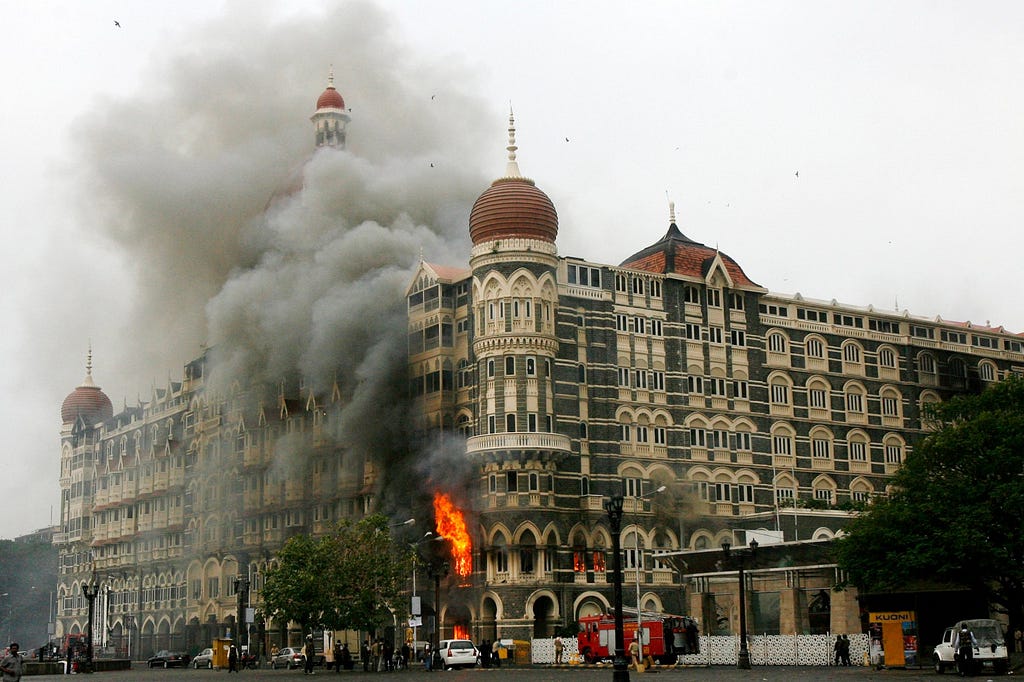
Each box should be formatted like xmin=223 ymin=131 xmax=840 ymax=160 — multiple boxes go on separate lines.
xmin=261 ymin=514 xmax=415 ymax=635
xmin=835 ymin=375 xmax=1024 ymax=630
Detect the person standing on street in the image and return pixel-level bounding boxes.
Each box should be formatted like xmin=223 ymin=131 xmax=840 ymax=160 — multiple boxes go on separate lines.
xmin=0 ymin=643 xmax=24 ymax=682
xmin=554 ymin=635 xmax=564 ymax=665
xmin=228 ymin=644 xmax=239 ymax=673
xmin=304 ymin=635 xmax=316 ymax=675
xmin=953 ymin=624 xmax=977 ymax=676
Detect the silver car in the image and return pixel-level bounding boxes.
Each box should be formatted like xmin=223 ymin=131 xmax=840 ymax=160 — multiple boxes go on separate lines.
xmin=270 ymin=647 xmax=306 ymax=669
xmin=191 ymin=648 xmax=214 ymax=669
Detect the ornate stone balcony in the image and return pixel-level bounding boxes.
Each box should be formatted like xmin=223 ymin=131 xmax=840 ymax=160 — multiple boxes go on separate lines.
xmin=466 ymin=432 xmax=572 ymax=463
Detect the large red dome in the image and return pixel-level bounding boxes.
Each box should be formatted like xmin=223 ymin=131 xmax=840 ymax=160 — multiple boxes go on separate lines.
xmin=469 ymin=177 xmax=558 ymax=246
xmin=61 ymin=376 xmax=113 ymax=425
xmin=316 ymin=86 xmax=345 ymax=111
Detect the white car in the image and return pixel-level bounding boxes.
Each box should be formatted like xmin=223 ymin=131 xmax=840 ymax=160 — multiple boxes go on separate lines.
xmin=438 ymin=639 xmax=478 ymax=669
xmin=932 ymin=618 xmax=1008 ymax=675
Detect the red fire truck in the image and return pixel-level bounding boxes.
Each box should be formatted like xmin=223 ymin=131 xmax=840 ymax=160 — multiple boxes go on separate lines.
xmin=576 ymin=608 xmax=699 ymax=665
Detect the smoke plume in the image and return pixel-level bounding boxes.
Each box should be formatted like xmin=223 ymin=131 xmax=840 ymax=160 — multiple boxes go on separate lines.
xmin=73 ymin=1 xmax=493 ymax=518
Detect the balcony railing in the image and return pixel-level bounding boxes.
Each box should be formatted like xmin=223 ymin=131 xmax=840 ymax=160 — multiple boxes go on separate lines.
xmin=466 ymin=432 xmax=572 ymax=456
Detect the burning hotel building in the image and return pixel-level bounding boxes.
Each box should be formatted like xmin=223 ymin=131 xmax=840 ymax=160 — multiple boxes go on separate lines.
xmin=55 ymin=76 xmax=1024 ymax=654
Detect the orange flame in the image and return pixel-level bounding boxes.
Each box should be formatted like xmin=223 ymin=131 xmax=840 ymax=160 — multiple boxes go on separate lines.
xmin=453 ymin=625 xmax=470 ymax=640
xmin=433 ymin=492 xmax=472 ymax=577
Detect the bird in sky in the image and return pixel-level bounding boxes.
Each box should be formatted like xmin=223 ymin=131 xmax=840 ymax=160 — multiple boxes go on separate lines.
xmin=430 ymin=163 xmax=434 ymax=168
xmin=431 ymin=94 xmax=436 ymax=100
xmin=795 ymin=171 xmax=799 ymax=177
xmin=565 ymin=137 xmax=569 ymax=142
xmin=114 ymin=20 xmax=121 ymax=27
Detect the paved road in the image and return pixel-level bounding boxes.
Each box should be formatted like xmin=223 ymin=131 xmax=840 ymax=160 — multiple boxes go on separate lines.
xmin=19 ymin=663 xmax=984 ymax=681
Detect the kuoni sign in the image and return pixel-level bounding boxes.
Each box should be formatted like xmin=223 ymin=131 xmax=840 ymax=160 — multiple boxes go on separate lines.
xmin=868 ymin=611 xmax=918 ymax=667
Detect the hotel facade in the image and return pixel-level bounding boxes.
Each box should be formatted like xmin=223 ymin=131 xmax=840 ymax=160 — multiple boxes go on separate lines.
xmin=54 ymin=81 xmax=1024 ymax=655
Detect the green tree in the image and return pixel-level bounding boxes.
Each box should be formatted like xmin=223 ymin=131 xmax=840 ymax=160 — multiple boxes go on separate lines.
xmin=260 ymin=515 xmax=414 ymax=637
xmin=835 ymin=376 xmax=1024 ymax=632
xmin=324 ymin=515 xmax=415 ymax=634
xmin=261 ymin=533 xmax=338 ymax=635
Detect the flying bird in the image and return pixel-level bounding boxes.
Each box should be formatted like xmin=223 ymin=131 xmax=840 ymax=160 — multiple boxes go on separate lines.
xmin=795 ymin=171 xmax=799 ymax=177
xmin=431 ymin=95 xmax=436 ymax=100
xmin=430 ymin=163 xmax=434 ymax=168
xmin=114 ymin=19 xmax=120 ymax=27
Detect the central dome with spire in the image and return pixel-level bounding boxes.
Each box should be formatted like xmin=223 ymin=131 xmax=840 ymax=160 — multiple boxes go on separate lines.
xmin=61 ymin=350 xmax=113 ymax=426
xmin=469 ymin=112 xmax=558 ymax=246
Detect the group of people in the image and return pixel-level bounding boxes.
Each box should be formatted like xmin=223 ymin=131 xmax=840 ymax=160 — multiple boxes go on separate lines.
xmin=360 ymin=638 xmax=411 ymax=672
xmin=832 ymin=634 xmax=852 ymax=666
xmin=476 ymin=639 xmax=503 ymax=668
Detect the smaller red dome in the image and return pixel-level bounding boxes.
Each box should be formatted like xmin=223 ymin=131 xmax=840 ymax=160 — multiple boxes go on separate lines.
xmin=316 ymin=86 xmax=345 ymax=111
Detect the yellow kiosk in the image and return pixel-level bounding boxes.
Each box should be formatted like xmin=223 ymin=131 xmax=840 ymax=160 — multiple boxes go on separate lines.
xmin=212 ymin=638 xmax=233 ymax=670
xmin=868 ymin=611 xmax=918 ymax=668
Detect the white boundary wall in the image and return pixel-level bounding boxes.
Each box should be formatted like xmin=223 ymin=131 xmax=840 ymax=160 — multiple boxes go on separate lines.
xmin=531 ymin=633 xmax=871 ymax=666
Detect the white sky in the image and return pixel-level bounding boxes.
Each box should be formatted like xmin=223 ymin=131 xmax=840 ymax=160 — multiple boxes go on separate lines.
xmin=2 ymin=0 xmax=1023 ymax=539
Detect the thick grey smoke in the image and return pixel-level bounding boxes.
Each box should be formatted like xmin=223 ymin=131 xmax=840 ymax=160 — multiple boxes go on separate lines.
xmin=72 ymin=1 xmax=493 ymax=515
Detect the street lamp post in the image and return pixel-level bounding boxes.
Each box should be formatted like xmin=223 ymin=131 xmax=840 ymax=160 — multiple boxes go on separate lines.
xmin=82 ymin=572 xmax=101 ymax=674
xmin=233 ymin=575 xmax=250 ymax=651
xmin=425 ymin=558 xmax=449 ymax=671
xmin=124 ymin=614 xmax=135 ymax=662
xmin=604 ymin=495 xmax=630 ymax=682
xmin=721 ymin=539 xmax=758 ymax=669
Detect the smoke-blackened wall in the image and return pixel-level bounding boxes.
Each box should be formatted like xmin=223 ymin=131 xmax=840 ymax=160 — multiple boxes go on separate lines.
xmin=71 ymin=1 xmax=494 ymax=516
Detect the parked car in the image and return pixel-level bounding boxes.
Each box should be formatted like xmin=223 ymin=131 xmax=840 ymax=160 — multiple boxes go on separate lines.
xmin=438 ymin=639 xmax=478 ymax=669
xmin=191 ymin=648 xmax=214 ymax=669
xmin=147 ymin=650 xmax=190 ymax=668
xmin=932 ymin=618 xmax=1008 ymax=675
xmin=270 ymin=647 xmax=306 ymax=669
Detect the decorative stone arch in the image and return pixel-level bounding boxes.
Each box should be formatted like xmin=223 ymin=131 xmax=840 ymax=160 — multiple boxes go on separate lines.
xmin=810 ymin=527 xmax=835 ymax=540
xmin=774 ymin=471 xmax=798 ymax=498
xmin=639 ymin=591 xmax=665 ymax=613
xmin=539 ymin=521 xmax=562 ymax=547
xmin=683 ymin=412 xmax=709 ymax=429
xmin=804 ymin=333 xmax=829 ymax=358
xmin=849 ymin=476 xmax=875 ymax=504
xmin=140 ymin=617 xmax=157 ymax=658
xmin=479 ymin=592 xmax=503 ymax=641
xmin=765 ymin=328 xmax=789 ymax=353
xmin=486 ymin=523 xmax=513 ymax=545
xmin=573 ymin=592 xmax=610 ymax=620
xmin=524 ymin=587 xmax=562 ymax=621
xmin=712 ymin=530 xmax=733 ymax=549
xmin=978 ymin=359 xmax=999 ymax=382
xmin=734 ymin=468 xmax=758 ymax=485
xmin=811 ymin=474 xmax=837 ymax=504
xmin=688 ymin=529 xmax=716 ymax=550
xmin=916 ymin=349 xmax=938 ymax=374
xmin=806 ymin=374 xmax=831 ymax=392
xmin=877 ymin=343 xmax=900 ymax=368
xmin=478 ymin=271 xmax=511 ymax=299
xmin=918 ymin=390 xmax=942 ymax=430
xmin=882 ymin=432 xmax=907 ymax=465
xmin=879 ymin=382 xmax=903 ymax=408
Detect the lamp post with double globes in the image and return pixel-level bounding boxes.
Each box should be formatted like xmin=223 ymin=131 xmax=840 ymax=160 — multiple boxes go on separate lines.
xmin=721 ymin=538 xmax=758 ymax=669
xmin=82 ymin=571 xmax=101 ymax=674
xmin=604 ymin=494 xmax=630 ymax=682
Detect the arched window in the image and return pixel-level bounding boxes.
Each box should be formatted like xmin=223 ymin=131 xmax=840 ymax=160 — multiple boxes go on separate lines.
xmin=767 ymin=331 xmax=788 ymax=353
